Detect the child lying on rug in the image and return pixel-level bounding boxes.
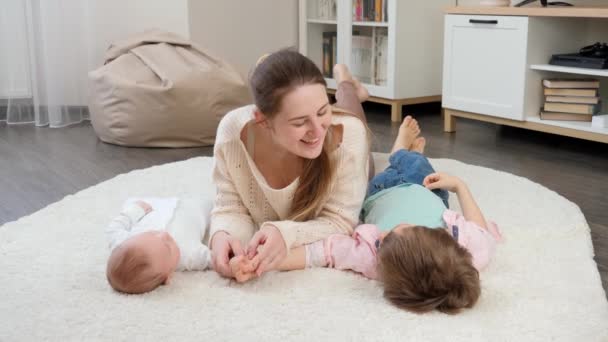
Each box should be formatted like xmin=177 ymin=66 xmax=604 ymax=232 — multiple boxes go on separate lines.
xmin=106 ymin=196 xmax=212 ymax=294
xmin=231 ymin=118 xmax=502 ymax=314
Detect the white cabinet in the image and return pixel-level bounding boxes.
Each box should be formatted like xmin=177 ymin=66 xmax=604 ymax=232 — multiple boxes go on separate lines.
xmin=299 ymin=0 xmax=453 ymax=103
xmin=442 ymin=7 xmax=608 ymax=144
xmin=442 ymin=15 xmax=529 ymax=121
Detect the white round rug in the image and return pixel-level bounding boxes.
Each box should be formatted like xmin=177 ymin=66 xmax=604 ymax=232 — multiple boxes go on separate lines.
xmin=1 ymin=153 xmax=607 ymax=341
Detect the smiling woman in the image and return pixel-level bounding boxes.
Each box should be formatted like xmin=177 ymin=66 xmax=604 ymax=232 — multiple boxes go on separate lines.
xmin=209 ymin=48 xmax=372 ymax=279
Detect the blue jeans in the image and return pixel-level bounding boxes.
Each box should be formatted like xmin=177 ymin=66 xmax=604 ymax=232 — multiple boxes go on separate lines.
xmin=367 ymin=149 xmax=449 ymax=208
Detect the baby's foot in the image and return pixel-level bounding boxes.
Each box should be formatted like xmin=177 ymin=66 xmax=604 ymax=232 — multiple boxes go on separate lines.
xmin=333 ymin=64 xmax=369 ymax=102
xmin=391 ymin=116 xmax=420 ymax=154
xmin=410 ymin=137 xmax=426 ymax=154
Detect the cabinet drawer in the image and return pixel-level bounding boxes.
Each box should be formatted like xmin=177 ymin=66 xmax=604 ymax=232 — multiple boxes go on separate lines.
xmin=442 ymin=15 xmax=529 ymax=121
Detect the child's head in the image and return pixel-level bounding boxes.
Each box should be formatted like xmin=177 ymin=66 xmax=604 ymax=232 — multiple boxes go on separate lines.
xmin=378 ymin=225 xmax=480 ymax=314
xmin=106 ymin=231 xmax=181 ymax=294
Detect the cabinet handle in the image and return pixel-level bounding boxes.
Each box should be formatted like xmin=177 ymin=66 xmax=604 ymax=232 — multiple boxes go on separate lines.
xmin=469 ymin=19 xmax=498 ymax=24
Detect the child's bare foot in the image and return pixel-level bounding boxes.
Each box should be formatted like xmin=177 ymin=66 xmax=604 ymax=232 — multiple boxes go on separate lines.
xmin=333 ymin=64 xmax=369 ymax=102
xmin=390 ymin=116 xmax=421 ymax=154
xmin=410 ymin=137 xmax=426 ymax=154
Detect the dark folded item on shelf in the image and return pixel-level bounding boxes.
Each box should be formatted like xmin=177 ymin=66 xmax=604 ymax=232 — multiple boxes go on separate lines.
xmin=549 ymin=53 xmax=608 ymax=70
xmin=539 ymin=110 xmax=592 ymax=122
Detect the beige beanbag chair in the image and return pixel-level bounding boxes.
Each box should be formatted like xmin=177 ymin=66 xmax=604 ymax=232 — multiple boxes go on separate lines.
xmin=88 ymin=29 xmax=251 ymax=147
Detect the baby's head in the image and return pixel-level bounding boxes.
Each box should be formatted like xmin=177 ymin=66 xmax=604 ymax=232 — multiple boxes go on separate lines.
xmin=107 ymin=231 xmax=181 ymax=294
xmin=378 ymin=225 xmax=480 ymax=314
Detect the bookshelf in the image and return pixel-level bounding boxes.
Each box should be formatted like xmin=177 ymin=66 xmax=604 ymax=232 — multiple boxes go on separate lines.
xmin=299 ymin=0 xmax=454 ymax=122
xmin=442 ymin=7 xmax=608 ymax=144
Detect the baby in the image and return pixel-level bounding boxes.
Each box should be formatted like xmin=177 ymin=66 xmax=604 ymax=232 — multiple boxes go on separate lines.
xmin=231 ymin=117 xmax=502 ymax=314
xmin=106 ymin=196 xmax=213 ymax=294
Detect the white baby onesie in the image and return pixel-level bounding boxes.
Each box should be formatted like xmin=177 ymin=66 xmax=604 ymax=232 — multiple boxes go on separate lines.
xmin=106 ymin=196 xmax=213 ymax=271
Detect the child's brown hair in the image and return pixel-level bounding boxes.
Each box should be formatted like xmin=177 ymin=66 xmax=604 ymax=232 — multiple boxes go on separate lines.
xmin=106 ymin=245 xmax=167 ymax=294
xmin=378 ymin=226 xmax=480 ymax=314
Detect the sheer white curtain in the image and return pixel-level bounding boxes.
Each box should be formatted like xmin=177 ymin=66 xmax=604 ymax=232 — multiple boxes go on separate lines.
xmin=1 ymin=0 xmax=91 ymax=127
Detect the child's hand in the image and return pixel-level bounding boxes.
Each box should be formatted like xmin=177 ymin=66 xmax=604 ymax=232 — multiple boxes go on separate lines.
xmin=229 ymin=255 xmax=257 ymax=283
xmin=423 ymin=172 xmax=464 ymax=193
xmin=136 ymin=201 xmax=153 ymax=214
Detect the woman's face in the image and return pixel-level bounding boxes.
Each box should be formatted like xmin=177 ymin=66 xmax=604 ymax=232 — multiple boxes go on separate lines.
xmin=265 ymin=83 xmax=332 ymax=160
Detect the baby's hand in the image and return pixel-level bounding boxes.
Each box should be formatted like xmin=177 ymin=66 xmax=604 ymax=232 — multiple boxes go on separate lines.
xmin=136 ymin=201 xmax=153 ymax=214
xmin=423 ymin=172 xmax=464 ymax=193
xmin=229 ymin=255 xmax=257 ymax=283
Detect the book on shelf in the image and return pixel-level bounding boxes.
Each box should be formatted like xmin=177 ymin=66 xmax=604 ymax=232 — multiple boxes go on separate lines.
xmin=545 ymin=95 xmax=599 ymax=105
xmin=322 ymin=31 xmax=336 ymax=77
xmin=353 ymin=0 xmax=363 ymax=21
xmin=543 ymin=102 xmax=601 ymax=115
xmin=543 ymin=88 xmax=598 ymax=97
xmin=539 ymin=110 xmax=592 ymax=122
xmin=374 ymin=0 xmax=383 ymax=22
xmin=542 ymin=78 xmax=600 ymax=89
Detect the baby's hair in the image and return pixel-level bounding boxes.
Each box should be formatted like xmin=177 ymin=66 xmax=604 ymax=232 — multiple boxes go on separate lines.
xmin=378 ymin=226 xmax=480 ymax=314
xmin=106 ymin=244 xmax=167 ymax=294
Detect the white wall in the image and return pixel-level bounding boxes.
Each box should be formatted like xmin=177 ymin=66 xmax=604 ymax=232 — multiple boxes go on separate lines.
xmin=87 ymin=0 xmax=190 ymax=67
xmin=188 ymin=0 xmax=299 ymax=78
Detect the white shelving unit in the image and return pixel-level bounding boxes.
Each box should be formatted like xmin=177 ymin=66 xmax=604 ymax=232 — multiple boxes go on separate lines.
xmin=299 ymin=0 xmax=454 ymax=122
xmin=442 ymin=7 xmax=608 ymax=144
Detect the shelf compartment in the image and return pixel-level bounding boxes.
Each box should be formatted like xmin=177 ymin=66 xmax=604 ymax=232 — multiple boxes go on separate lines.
xmin=530 ymin=64 xmax=608 ymax=78
xmin=526 ymin=115 xmax=608 ymax=135
xmin=352 ymin=21 xmax=389 ymax=27
xmin=307 ymin=19 xmax=338 ymax=25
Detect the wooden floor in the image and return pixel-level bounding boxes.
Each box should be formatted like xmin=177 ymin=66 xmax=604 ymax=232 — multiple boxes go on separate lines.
xmin=1 ymin=102 xmax=607 ymax=296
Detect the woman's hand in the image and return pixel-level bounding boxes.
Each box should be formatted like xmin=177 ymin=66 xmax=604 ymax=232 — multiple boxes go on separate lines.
xmin=423 ymin=172 xmax=464 ymax=193
xmin=247 ymin=225 xmax=287 ymax=276
xmin=210 ymin=231 xmax=245 ymax=278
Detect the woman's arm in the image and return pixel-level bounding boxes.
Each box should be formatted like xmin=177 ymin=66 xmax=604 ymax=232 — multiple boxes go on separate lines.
xmin=209 ymin=145 xmax=256 ymax=276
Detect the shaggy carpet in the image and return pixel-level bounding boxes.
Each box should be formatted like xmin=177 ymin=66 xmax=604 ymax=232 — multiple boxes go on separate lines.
xmin=1 ymin=153 xmax=607 ymax=341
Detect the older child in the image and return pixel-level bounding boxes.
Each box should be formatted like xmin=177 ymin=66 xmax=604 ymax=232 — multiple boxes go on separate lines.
xmin=106 ymin=196 xmax=212 ymax=294
xmin=231 ymin=119 xmax=502 ymax=314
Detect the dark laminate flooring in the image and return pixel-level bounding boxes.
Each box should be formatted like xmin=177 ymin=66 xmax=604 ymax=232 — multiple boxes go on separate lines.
xmin=1 ymin=102 xmax=607 ymax=296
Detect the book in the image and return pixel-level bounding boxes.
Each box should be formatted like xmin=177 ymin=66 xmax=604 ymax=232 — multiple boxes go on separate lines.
xmin=544 ymin=102 xmax=600 ymax=114
xmin=540 ymin=110 xmax=592 ymax=122
xmin=544 ymin=88 xmax=598 ymax=97
xmin=375 ymin=0 xmax=383 ymax=21
xmin=322 ymin=32 xmax=335 ymax=77
xmin=542 ymin=78 xmax=600 ymax=89
xmin=545 ymin=95 xmax=599 ymax=105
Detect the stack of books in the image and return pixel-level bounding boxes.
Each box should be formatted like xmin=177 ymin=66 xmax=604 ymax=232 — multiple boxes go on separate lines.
xmin=540 ymin=79 xmax=601 ymax=122
xmin=352 ymin=0 xmax=388 ymax=22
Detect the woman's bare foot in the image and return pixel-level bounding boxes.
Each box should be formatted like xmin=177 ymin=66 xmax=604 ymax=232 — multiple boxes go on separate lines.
xmin=333 ymin=64 xmax=369 ymax=102
xmin=390 ymin=116 xmax=421 ymax=154
xmin=410 ymin=137 xmax=426 ymax=154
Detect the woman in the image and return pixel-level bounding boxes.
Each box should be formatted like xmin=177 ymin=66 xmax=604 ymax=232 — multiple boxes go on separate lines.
xmin=210 ymin=48 xmax=372 ymax=278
